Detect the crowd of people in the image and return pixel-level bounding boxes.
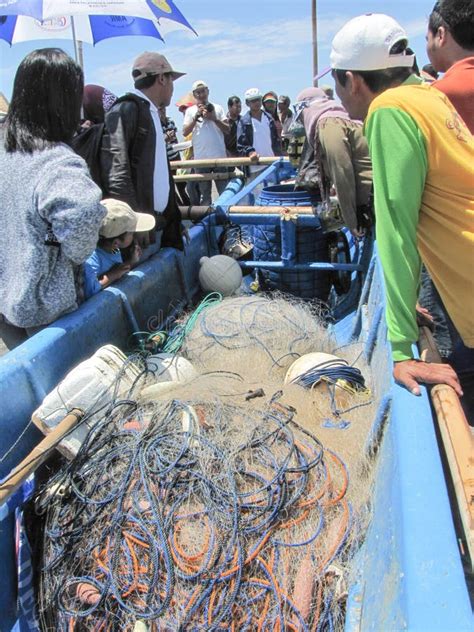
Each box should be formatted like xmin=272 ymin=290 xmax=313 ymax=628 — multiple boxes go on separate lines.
xmin=0 ymin=0 xmax=472 ymax=419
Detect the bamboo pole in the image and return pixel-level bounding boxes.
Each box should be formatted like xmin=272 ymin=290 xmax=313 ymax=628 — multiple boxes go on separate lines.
xmin=169 ymin=156 xmax=286 ymax=170
xmin=228 ymin=205 xmax=315 ymax=215
xmin=177 ymin=204 xmax=316 ymax=220
xmin=418 ymin=326 xmax=474 ymax=567
xmin=0 ymin=409 xmax=84 ymax=507
xmin=173 ymin=171 xmax=242 ymax=183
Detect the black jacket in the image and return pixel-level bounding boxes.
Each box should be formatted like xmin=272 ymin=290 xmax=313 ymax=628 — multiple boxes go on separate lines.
xmin=100 ymin=93 xmax=183 ymax=250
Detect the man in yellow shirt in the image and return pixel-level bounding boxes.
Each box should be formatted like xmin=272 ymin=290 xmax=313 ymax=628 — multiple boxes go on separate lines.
xmin=325 ymin=14 xmax=473 ymax=417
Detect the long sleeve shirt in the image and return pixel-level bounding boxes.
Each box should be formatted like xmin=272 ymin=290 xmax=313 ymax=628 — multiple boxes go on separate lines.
xmin=365 ymin=82 xmax=474 ymax=360
xmin=0 ymin=143 xmax=105 ymax=328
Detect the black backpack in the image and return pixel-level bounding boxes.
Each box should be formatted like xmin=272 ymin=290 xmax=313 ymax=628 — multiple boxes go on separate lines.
xmin=71 ymin=121 xmax=105 ymax=189
xmin=70 ymin=94 xmax=148 ymax=192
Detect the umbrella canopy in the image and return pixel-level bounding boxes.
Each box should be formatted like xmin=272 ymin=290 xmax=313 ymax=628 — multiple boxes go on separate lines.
xmin=0 ymin=14 xmax=166 ymax=45
xmin=0 ymin=0 xmax=196 ymax=34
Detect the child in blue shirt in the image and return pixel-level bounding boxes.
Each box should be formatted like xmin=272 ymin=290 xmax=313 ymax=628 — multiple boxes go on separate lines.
xmin=84 ymin=198 xmax=155 ymax=298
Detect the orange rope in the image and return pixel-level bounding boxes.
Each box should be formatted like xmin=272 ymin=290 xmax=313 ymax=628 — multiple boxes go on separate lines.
xmin=219 ymin=529 xmax=273 ymax=579
xmin=173 ymin=516 xmax=210 ymax=564
xmin=323 ymin=451 xmax=348 ymax=506
xmin=257 ymin=550 xmax=275 ymax=631
xmin=311 ymin=581 xmax=324 ymax=632
xmin=316 ymin=498 xmax=350 ymax=574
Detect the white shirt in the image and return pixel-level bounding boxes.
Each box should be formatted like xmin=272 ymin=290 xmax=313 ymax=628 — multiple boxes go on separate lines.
xmin=183 ymin=103 xmax=227 ymax=159
xmin=250 ymin=111 xmax=274 ymax=173
xmin=132 ymin=89 xmax=169 ymax=214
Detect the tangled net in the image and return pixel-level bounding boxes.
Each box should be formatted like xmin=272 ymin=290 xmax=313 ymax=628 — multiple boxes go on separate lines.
xmin=39 ymin=394 xmax=355 ymax=631
xmin=180 ymin=295 xmax=332 ymax=379
xmin=36 ymin=295 xmax=377 ymax=631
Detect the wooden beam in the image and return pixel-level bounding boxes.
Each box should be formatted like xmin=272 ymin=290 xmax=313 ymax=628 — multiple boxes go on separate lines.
xmin=0 ymin=410 xmax=84 ymax=506
xmin=174 ymin=172 xmax=237 ymax=183
xmin=418 ymin=326 xmax=474 ymax=568
xmin=170 ymin=156 xmax=286 ymax=170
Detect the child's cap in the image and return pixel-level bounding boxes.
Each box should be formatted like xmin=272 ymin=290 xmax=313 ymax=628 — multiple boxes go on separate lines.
xmin=99 ymin=198 xmax=156 ymax=238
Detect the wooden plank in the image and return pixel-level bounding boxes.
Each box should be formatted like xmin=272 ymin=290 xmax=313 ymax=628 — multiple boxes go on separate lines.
xmin=173 ymin=172 xmax=236 ymax=182
xmin=0 ymin=409 xmax=84 ymax=505
xmin=228 ymin=205 xmax=315 ymax=215
xmin=169 ymin=156 xmax=286 ymax=170
xmin=418 ymin=326 xmax=474 ymax=567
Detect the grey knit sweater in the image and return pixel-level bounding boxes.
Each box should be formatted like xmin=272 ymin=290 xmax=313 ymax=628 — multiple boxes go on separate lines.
xmin=0 ymin=142 xmax=106 ymax=328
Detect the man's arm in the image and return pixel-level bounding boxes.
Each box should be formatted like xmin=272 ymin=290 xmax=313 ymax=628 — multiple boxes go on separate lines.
xmin=202 ymin=105 xmax=230 ymax=134
xmin=182 ymin=106 xmax=199 ymax=137
xmin=100 ymin=102 xmax=139 ymax=208
xmin=37 ymin=154 xmax=106 ymax=265
xmin=213 ymin=109 xmax=230 ymax=135
xmin=365 ymin=107 xmax=427 ymax=360
xmin=365 ymin=106 xmax=462 ymax=396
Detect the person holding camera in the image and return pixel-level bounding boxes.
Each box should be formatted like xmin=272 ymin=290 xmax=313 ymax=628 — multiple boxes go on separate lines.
xmin=182 ymin=80 xmax=229 ymax=205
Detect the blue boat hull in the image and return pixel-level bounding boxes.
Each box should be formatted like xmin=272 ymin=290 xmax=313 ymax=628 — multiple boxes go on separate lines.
xmin=0 ymin=163 xmax=471 ymax=630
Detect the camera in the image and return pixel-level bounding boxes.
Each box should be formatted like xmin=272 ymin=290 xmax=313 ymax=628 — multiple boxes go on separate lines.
xmin=196 ymin=102 xmax=215 ymax=121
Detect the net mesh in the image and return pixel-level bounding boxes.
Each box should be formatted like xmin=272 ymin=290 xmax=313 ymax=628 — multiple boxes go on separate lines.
xmin=37 ymin=295 xmax=379 ymax=631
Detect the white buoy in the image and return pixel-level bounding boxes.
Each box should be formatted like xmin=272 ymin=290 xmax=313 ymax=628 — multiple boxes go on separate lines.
xmin=285 ymin=352 xmax=352 ymax=408
xmin=141 ymin=354 xmax=197 ymax=400
xmin=198 ymin=255 xmax=242 ymax=296
xmin=145 ymin=353 xmax=196 ymax=383
xmin=285 ymin=352 xmax=348 ymax=384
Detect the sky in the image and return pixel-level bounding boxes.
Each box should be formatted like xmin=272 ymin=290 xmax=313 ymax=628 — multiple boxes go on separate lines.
xmin=0 ymin=0 xmax=437 ymax=124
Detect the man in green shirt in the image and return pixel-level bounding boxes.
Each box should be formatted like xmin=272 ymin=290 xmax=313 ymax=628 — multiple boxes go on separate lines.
xmin=324 ymin=14 xmax=474 ymax=413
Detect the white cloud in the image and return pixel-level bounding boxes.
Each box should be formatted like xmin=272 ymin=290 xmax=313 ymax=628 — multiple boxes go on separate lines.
xmin=93 ymin=12 xmax=352 ymax=93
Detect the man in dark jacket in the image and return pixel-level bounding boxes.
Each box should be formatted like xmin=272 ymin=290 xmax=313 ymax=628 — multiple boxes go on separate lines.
xmin=101 ymin=52 xmax=186 ymax=249
xmin=237 ymin=88 xmax=281 ymax=178
xmin=225 ymin=95 xmax=242 ymax=156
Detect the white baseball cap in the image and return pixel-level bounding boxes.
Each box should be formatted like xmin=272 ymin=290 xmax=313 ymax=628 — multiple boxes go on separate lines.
xmin=244 ymin=87 xmax=262 ymax=101
xmin=99 ymin=199 xmax=156 ymax=238
xmin=330 ymin=14 xmax=415 ymax=71
xmin=192 ymin=80 xmax=208 ymax=91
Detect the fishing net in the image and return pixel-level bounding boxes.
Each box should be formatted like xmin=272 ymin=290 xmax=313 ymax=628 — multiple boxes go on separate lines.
xmin=39 ymin=396 xmax=361 ymax=631
xmin=179 ymin=295 xmax=332 ymax=381
xmin=36 ymin=296 xmax=379 ymax=631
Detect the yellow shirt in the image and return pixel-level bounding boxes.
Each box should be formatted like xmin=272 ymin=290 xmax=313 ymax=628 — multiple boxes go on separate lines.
xmin=366 ymin=84 xmax=474 ymax=357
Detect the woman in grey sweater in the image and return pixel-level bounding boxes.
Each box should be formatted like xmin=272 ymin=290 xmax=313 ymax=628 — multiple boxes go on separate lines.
xmin=0 ymin=48 xmax=106 ymax=353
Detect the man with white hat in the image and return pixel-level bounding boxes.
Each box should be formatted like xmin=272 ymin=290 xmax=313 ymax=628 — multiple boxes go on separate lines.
xmin=182 ymin=80 xmax=229 ymax=205
xmin=237 ymin=88 xmax=282 ymax=177
xmin=328 ymin=14 xmax=473 ymax=416
xmin=101 ymin=52 xmax=186 ymax=251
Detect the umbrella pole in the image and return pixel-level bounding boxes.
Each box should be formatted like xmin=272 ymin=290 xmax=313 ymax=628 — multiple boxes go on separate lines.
xmin=78 ymin=40 xmax=84 ymax=70
xmin=71 ymin=16 xmax=80 ymax=67
xmin=312 ymin=0 xmax=318 ymax=85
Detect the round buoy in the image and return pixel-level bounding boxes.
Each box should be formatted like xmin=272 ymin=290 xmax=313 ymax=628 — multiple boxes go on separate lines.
xmin=146 ymin=353 xmax=196 ymax=382
xmin=198 ymin=255 xmax=242 ymax=296
xmin=285 ymin=352 xmax=348 ymax=385
xmin=141 ymin=354 xmax=197 ymax=400
xmin=285 ymin=352 xmax=352 ymax=409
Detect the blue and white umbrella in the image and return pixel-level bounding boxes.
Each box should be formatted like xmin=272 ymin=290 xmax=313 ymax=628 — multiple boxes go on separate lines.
xmin=0 ymin=0 xmax=196 ymax=29
xmin=0 ymin=14 xmax=168 ymax=46
xmin=0 ymin=0 xmax=196 ymax=48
